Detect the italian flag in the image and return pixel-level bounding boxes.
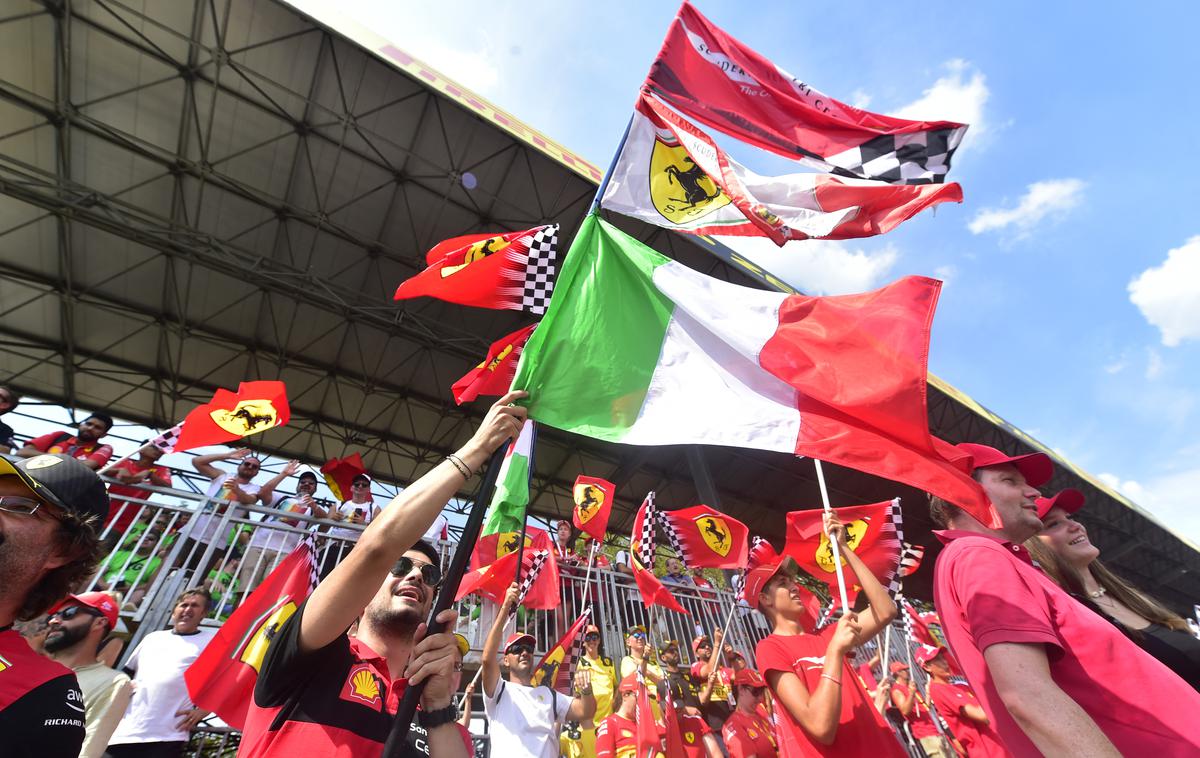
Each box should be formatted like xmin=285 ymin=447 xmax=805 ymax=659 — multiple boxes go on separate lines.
xmin=512 ymin=215 xmax=991 ymax=523
xmin=482 ymin=418 xmax=535 ymax=536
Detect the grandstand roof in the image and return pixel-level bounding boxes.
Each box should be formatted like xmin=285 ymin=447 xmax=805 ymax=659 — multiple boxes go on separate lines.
xmin=0 ymin=0 xmax=1195 ymax=607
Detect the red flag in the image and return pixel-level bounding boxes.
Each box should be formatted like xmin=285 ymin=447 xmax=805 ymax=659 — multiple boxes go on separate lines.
xmin=184 ymin=540 xmax=316 ymax=730
xmin=393 ymin=225 xmax=558 ymax=315
xmin=630 ymin=493 xmax=657 ymax=570
xmin=572 ymin=475 xmax=615 ymax=542
xmin=784 ymin=502 xmax=902 ymax=608
xmin=465 ymin=527 xmax=560 ymax=609
xmin=663 ymin=689 xmax=688 ymax=757
xmin=657 ymin=504 xmax=749 ymax=569
xmin=173 ymin=381 xmax=290 ymax=452
xmin=636 ymin=674 xmax=663 ymax=758
xmin=633 ymin=566 xmax=689 ymax=615
xmin=531 ymin=608 xmax=591 ymax=689
xmin=319 ymin=452 xmax=367 ymax=502
xmin=645 ymin=2 xmax=967 ymax=184
xmin=899 ymin=541 xmax=925 ymax=577
xmin=452 ymin=323 xmax=537 ymax=404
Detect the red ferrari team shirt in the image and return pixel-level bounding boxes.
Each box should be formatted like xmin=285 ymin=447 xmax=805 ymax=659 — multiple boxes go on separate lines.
xmin=934 ymin=530 xmax=1200 ymax=756
xmin=927 ymin=680 xmax=1007 ymax=758
xmin=27 ymin=432 xmax=113 ymax=467
xmin=597 ymin=712 xmax=659 ymax=758
xmin=105 ymin=458 xmax=172 ymax=531
xmin=0 ymin=628 xmax=86 ymax=757
xmin=723 ymin=706 xmax=778 ymax=757
xmin=756 ymin=630 xmax=904 ymax=757
xmin=890 ymin=681 xmax=938 ymax=740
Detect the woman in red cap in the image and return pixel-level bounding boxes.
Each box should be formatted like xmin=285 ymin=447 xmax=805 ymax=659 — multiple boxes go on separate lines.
xmin=721 ymin=669 xmax=778 ymax=758
xmin=887 ymin=660 xmax=946 ymax=758
xmin=1027 ymin=488 xmax=1200 ymax=690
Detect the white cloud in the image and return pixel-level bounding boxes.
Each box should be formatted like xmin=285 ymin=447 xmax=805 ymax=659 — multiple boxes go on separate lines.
xmin=1097 ymin=472 xmax=1147 ymax=502
xmin=850 ymin=88 xmax=872 ymax=110
xmin=1145 ymin=348 xmax=1164 ymax=380
xmin=891 ymin=60 xmax=990 ymax=149
xmin=1103 ymin=356 xmax=1128 ymax=375
xmin=720 ymin=236 xmax=899 ymax=295
xmin=1128 ymin=235 xmax=1200 ymax=347
xmin=967 ymin=178 xmax=1086 ymax=237
xmin=1101 ymin=466 xmax=1200 ymax=544
xmin=933 ymin=264 xmax=957 ymax=284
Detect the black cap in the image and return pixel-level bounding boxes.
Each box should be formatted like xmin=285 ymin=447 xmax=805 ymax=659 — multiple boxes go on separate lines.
xmin=297 ymin=471 xmax=318 ymax=481
xmin=0 ymin=454 xmax=110 ymax=523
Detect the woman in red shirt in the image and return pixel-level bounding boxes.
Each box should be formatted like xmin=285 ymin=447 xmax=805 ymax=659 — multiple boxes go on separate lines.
xmin=722 ymin=669 xmax=778 ymax=758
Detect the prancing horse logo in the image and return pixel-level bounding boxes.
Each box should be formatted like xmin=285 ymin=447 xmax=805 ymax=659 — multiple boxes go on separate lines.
xmin=650 ymin=135 xmax=730 ymax=224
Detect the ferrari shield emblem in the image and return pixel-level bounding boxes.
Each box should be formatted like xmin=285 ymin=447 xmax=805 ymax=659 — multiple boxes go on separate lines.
xmin=573 ymin=483 xmax=606 ymax=525
xmin=496 ymin=531 xmax=532 ymax=560
xmin=238 ymin=599 xmax=298 ymax=673
xmin=815 ymin=519 xmax=869 ymax=573
xmin=695 ymin=514 xmax=733 ymax=558
xmin=650 ymin=134 xmax=730 ymax=224
xmin=441 ymin=235 xmax=511 ymax=278
xmin=210 ymin=400 xmax=279 ymax=436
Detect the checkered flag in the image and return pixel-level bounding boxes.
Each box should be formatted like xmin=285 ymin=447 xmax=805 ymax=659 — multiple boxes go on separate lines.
xmin=300 ymin=533 xmax=321 ymax=592
xmin=883 ymin=498 xmax=906 ymax=598
xmin=515 ymin=550 xmax=550 ymax=606
xmin=899 ymin=542 xmax=925 ymax=578
xmin=657 ymin=508 xmax=686 ymax=560
xmin=148 ymin=422 xmax=184 ymax=454
xmin=825 ymin=126 xmax=966 ymax=185
xmin=520 ymin=224 xmax=558 ymax=316
xmin=634 ymin=492 xmax=657 ymax=569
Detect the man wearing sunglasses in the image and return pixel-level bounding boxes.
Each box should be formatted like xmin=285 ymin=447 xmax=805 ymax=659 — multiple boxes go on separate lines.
xmin=721 ymin=669 xmax=778 ymax=758
xmin=0 ymin=453 xmax=109 ymax=758
xmin=186 ymin=448 xmax=266 ymax=585
xmin=44 ymin=592 xmax=132 ymax=758
xmin=238 ymin=391 xmax=528 ymax=757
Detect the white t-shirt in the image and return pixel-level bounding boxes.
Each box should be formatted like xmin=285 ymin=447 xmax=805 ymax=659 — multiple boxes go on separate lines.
xmin=484 ymin=679 xmax=572 ymax=758
xmin=326 ymin=499 xmax=374 ymax=542
xmin=108 ymin=627 xmax=217 ymax=744
xmin=422 ymin=513 xmax=449 ymax=545
xmin=247 ymin=493 xmax=315 ymax=552
xmin=192 ymin=474 xmax=260 ymax=545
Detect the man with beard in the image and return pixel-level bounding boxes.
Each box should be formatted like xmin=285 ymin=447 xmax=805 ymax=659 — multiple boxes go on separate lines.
xmin=482 ymin=582 xmax=595 ymax=758
xmin=0 ymin=453 xmax=108 ymax=758
xmin=238 ymin=391 xmax=528 ymax=757
xmin=105 ymin=589 xmax=217 ymax=757
xmin=18 ymin=412 xmax=115 ymax=470
xmin=239 ymin=465 xmax=328 ymax=590
xmin=44 ymin=592 xmax=132 ymax=758
xmin=659 ymin=639 xmax=721 ymax=757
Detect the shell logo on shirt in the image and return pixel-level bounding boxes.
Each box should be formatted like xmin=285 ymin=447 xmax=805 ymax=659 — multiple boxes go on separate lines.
xmin=339 ymin=664 xmax=383 ymax=711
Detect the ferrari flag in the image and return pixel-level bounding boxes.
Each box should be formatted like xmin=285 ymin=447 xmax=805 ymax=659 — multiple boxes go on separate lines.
xmin=657 ymin=504 xmax=749 ymax=569
xmin=531 ymin=608 xmax=591 ymax=689
xmin=645 ymin=2 xmax=967 ymax=184
xmin=452 ymin=323 xmax=537 ymax=405
xmin=601 ymin=95 xmax=962 ymax=245
xmin=184 ymin=538 xmax=318 ymax=730
xmin=784 ymin=501 xmax=903 ymax=607
xmin=572 ymin=475 xmax=615 ymax=542
xmin=320 ymin=452 xmax=367 ymax=502
xmin=173 ymin=380 xmax=290 ymax=452
xmin=512 ymin=215 xmax=992 ymax=524
xmin=466 ymin=526 xmax=561 ymax=609
xmin=394 ymin=224 xmax=558 ymax=315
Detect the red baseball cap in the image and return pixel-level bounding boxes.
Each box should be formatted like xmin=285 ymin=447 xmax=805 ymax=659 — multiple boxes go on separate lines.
xmin=889 ymin=661 xmax=910 ymax=674
xmin=733 ymin=669 xmax=766 ymax=688
xmin=691 ymin=634 xmax=711 ymax=653
xmin=956 ymin=443 xmax=1053 ymax=487
xmin=914 ymin=645 xmax=945 ymax=668
xmin=1036 ymin=488 xmax=1085 ymax=520
xmin=618 ymin=672 xmax=641 ymax=693
xmin=503 ymin=633 xmax=536 ymax=653
xmin=53 ymin=591 xmax=118 ymax=628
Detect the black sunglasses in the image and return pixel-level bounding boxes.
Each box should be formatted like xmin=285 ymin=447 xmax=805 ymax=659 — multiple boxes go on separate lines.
xmin=390 ymin=556 xmax=442 ymax=587
xmin=584 ymin=633 xmax=600 ymax=642
xmin=50 ymin=605 xmax=100 ymax=621
xmin=507 ymin=643 xmax=535 ymax=657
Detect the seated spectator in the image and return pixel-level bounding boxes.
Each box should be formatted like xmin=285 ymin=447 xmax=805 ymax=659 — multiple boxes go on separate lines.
xmin=0 ymin=384 xmax=18 ymax=454
xmin=105 ymin=588 xmax=217 ymax=758
xmin=917 ymin=647 xmax=1004 ymax=758
xmin=18 ymin=412 xmax=115 ymax=470
xmin=186 ymin=448 xmax=263 ymax=583
xmin=930 ymin=442 xmax=1200 ymax=755
xmin=44 ymin=592 xmax=133 ymax=758
xmin=240 ymin=464 xmax=327 ymax=590
xmin=482 ymin=582 xmax=595 ymax=758
xmin=96 ymin=521 xmax=170 ymax=605
xmin=1027 ymin=488 xmax=1200 ymax=691
xmin=0 ymin=453 xmax=108 ymax=758
xmin=662 ymin=557 xmax=691 ymax=585
xmin=887 ymin=661 xmax=945 ymax=758
xmin=103 ymin=444 xmax=172 ymax=538
xmin=722 ymin=669 xmax=778 ymax=758
xmin=596 ymin=673 xmax=664 ymax=758
xmin=321 ymin=473 xmax=379 ymax=575
xmin=752 ymin=513 xmax=902 ymax=755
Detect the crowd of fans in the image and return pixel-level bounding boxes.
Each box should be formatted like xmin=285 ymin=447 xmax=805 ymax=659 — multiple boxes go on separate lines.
xmin=2 ymin=387 xmax=1199 ymax=758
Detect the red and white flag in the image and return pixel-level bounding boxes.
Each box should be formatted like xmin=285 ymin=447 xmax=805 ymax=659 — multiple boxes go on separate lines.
xmin=602 ymin=94 xmax=962 ymax=246
xmin=394 ymin=224 xmax=559 ymax=314
xmin=463 ymin=526 xmax=561 ymax=609
xmin=645 ymin=2 xmax=967 ymax=184
xmin=657 ymin=504 xmax=749 ymax=570
xmin=784 ymin=501 xmax=903 ymax=608
xmin=452 ymin=323 xmax=537 ymax=404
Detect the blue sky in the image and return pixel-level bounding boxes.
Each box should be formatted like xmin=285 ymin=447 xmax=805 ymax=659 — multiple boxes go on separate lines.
xmin=304 ymin=0 xmax=1200 ymax=542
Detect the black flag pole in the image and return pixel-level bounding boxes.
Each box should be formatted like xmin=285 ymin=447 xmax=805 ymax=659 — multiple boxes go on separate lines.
xmin=382 ymin=444 xmax=508 ymax=757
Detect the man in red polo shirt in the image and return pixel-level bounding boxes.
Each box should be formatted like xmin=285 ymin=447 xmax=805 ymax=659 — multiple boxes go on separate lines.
xmin=239 ymin=392 xmax=527 ymax=757
xmin=104 ymin=444 xmax=172 ymax=534
xmin=930 ymin=442 xmax=1200 ymax=756
xmin=18 ymin=413 xmax=114 ymax=470
xmin=750 ymin=515 xmax=903 ymax=757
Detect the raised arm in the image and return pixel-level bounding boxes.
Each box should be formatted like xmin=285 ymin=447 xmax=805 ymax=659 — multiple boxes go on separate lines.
xmin=191 ymin=447 xmax=248 ymax=480
xmin=257 ymin=460 xmax=299 ymax=503
xmin=299 ymin=392 xmax=526 ymax=655
xmin=766 ymin=614 xmax=861 ymax=746
xmin=565 ymin=667 xmax=597 ymax=722
xmin=825 ymin=512 xmax=897 ymax=641
xmin=482 ymin=582 xmax=521 ymax=697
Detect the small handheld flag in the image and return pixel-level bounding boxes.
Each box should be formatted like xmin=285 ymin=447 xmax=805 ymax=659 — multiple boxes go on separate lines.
xmin=572 ymin=475 xmax=615 ymax=542
xmin=173 ymin=380 xmax=290 ymax=452
xmin=320 ymin=453 xmax=368 ymax=502
xmin=657 ymin=504 xmax=749 ymax=569
xmin=452 ymin=323 xmax=537 ymax=405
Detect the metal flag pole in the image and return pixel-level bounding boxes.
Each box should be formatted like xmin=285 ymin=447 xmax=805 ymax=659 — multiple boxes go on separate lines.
xmin=712 ymin=570 xmax=744 ymax=670
xmin=812 ymin=458 xmax=852 ymax=612
xmin=588 ymin=113 xmax=635 ymax=215
xmin=580 ymin=538 xmax=600 ymax=613
xmin=382 ymin=444 xmax=508 ymax=757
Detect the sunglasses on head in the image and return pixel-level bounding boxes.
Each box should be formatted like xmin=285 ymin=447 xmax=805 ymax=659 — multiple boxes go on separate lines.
xmin=390 ymin=556 xmax=442 ymax=587
xmin=50 ymin=605 xmax=100 ymax=621
xmin=507 ymin=643 xmax=534 ymax=657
